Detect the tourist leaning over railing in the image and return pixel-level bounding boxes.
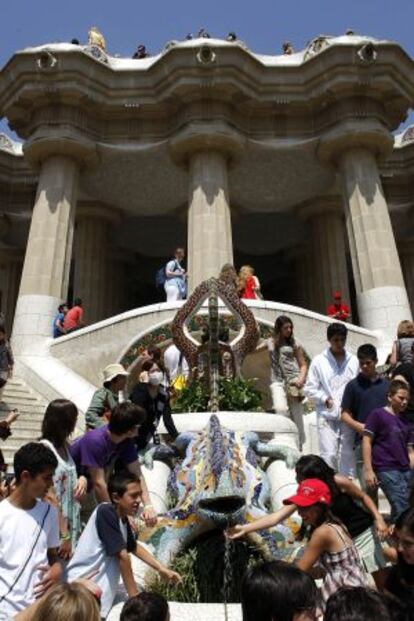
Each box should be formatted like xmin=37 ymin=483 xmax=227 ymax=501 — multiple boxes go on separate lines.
xmin=69 ymin=402 xmax=157 ymax=527
xmin=228 ymin=453 xmax=388 ymax=590
xmin=40 ymin=399 xmax=88 ymax=560
xmin=65 ymin=471 xmax=181 ymax=619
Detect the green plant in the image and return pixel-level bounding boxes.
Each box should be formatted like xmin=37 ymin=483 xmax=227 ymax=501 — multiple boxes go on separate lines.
xmin=172 ymin=377 xmax=263 ymax=413
xmin=172 ymin=380 xmax=210 ymax=413
xmin=219 ymin=377 xmax=262 ymax=412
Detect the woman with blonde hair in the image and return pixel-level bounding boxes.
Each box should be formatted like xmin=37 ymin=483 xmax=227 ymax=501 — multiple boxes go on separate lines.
xmin=238 ymin=265 xmax=262 ymax=300
xmin=16 ymin=581 xmax=101 ymax=621
xmin=390 ymin=320 xmax=414 ymax=366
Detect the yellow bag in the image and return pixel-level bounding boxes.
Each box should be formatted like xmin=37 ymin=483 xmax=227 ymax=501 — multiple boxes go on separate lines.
xmin=171 ymin=373 xmax=187 ymax=392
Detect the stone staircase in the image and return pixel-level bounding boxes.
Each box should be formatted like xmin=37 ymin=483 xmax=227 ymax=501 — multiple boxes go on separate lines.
xmin=0 ymin=377 xmax=47 ymax=469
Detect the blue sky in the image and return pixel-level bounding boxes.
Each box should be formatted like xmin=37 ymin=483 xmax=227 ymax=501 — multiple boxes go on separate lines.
xmin=1 ymin=0 xmax=414 ymax=136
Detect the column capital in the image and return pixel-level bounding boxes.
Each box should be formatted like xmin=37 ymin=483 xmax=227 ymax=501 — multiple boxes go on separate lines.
xmin=76 ymin=201 xmax=122 ymax=225
xmin=23 ymin=128 xmax=97 ymax=169
xmin=169 ymin=121 xmax=245 ymax=166
xmin=296 ymin=196 xmax=343 ymax=221
xmin=317 ymin=119 xmax=393 ymax=166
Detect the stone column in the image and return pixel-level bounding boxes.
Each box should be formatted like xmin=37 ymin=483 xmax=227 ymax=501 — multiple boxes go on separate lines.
xmin=170 ymin=122 xmax=244 ymax=293
xmin=299 ymin=199 xmax=351 ymax=316
xmin=339 ymin=148 xmax=411 ymax=332
xmin=399 ymin=239 xmax=414 ymax=313
xmin=0 ymin=248 xmax=23 ymax=335
xmin=187 ymin=151 xmax=233 ymax=292
xmin=12 ymin=155 xmax=79 ymax=352
xmin=73 ymin=203 xmax=120 ymax=325
xmin=288 ymin=245 xmax=315 ymax=311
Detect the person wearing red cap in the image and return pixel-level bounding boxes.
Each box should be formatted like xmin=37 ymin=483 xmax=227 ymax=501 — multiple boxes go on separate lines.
xmin=327 ymin=291 xmax=350 ymax=322
xmin=284 ymin=479 xmax=368 ymax=609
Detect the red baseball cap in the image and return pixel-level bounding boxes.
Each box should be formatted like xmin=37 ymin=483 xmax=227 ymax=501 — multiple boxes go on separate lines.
xmin=283 ymin=478 xmax=332 ymax=507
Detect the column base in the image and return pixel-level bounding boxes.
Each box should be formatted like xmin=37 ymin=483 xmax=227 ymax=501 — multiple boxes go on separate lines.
xmin=357 ymin=286 xmax=412 ymax=339
xmin=12 ymin=294 xmax=60 ymax=354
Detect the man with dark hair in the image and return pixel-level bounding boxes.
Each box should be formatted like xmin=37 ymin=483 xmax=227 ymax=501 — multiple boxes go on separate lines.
xmin=0 ymin=443 xmax=61 ymax=617
xmin=341 ymin=343 xmax=389 ymax=489
xmin=120 ymin=592 xmax=170 ymax=621
xmin=64 ymin=297 xmax=84 ymax=332
xmin=52 ymin=303 xmax=68 ymax=338
xmin=66 ymin=471 xmax=180 ymax=619
xmin=70 ymin=403 xmax=156 ymax=525
xmin=304 ymin=323 xmax=358 ymax=475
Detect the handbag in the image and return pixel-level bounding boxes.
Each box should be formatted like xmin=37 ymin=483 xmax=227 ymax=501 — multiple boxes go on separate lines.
xmin=277 ymin=347 xmax=305 ymax=402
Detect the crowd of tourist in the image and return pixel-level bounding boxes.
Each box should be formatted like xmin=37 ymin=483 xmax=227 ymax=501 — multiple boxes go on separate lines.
xmin=2 ymin=269 xmax=414 ymax=619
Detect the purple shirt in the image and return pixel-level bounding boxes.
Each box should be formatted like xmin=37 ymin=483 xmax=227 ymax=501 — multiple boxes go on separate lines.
xmin=364 ymin=407 xmax=414 ymax=472
xmin=69 ymin=425 xmax=137 ymax=470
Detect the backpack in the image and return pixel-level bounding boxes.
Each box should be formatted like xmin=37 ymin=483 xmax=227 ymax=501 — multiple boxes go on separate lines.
xmin=155 ymin=266 xmax=167 ymax=290
xmin=156 ymin=260 xmax=179 ymax=290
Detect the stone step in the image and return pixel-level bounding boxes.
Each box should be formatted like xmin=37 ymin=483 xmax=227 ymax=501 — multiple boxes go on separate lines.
xmin=0 ymin=376 xmax=48 ymax=466
xmin=0 ymin=402 xmax=46 ymax=413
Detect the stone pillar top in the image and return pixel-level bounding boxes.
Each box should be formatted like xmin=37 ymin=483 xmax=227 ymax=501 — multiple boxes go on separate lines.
xmin=317 ymin=118 xmax=394 ymax=165
xmin=23 ymin=128 xmax=97 ymax=169
xmin=169 ymin=121 xmax=245 ymax=166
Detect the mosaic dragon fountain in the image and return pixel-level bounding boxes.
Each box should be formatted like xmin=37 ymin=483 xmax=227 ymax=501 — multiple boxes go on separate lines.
xmin=140 ymin=415 xmax=301 ymax=567
xmin=137 ymin=277 xmax=302 ymax=577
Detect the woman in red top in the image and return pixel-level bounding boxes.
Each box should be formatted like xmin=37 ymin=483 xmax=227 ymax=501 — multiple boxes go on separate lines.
xmin=238 ymin=265 xmax=261 ymax=300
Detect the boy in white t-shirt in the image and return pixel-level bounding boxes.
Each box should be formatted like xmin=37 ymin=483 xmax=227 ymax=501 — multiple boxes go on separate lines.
xmin=66 ymin=471 xmax=182 ymax=618
xmin=0 ymin=442 xmax=61 ymax=620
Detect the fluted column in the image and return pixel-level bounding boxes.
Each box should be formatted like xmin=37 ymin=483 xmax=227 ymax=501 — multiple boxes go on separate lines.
xmin=318 ymin=120 xmax=411 ymax=338
xmin=13 ymin=155 xmax=79 ymax=351
xmin=399 ymin=239 xmax=414 ymax=313
xmin=74 ymin=203 xmax=120 ymax=324
xmin=288 ymin=244 xmax=315 ymax=311
xmin=187 ymin=151 xmax=233 ymax=292
xmin=299 ymin=199 xmax=351 ymax=316
xmin=170 ymin=122 xmax=245 ymax=293
xmin=0 ymin=247 xmax=23 ymax=335
xmin=339 ymin=148 xmax=411 ymax=332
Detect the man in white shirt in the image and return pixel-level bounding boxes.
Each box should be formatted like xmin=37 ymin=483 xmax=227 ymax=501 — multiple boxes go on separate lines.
xmin=0 ymin=443 xmax=61 ymax=619
xmin=304 ymin=322 xmax=359 ymax=476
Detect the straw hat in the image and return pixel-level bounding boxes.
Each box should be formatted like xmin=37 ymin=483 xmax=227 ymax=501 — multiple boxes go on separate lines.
xmin=103 ymin=363 xmax=128 ymax=385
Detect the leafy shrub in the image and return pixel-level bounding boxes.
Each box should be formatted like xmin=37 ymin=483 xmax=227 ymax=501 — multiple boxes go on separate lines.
xmin=172 ymin=377 xmax=262 ymax=413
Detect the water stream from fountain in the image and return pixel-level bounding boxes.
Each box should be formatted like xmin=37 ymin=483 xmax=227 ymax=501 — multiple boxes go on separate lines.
xmin=222 ymin=524 xmax=234 ymax=621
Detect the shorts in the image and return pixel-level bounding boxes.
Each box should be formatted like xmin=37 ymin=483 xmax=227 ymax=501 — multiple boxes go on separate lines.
xmin=353 ymin=525 xmax=386 ymax=575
